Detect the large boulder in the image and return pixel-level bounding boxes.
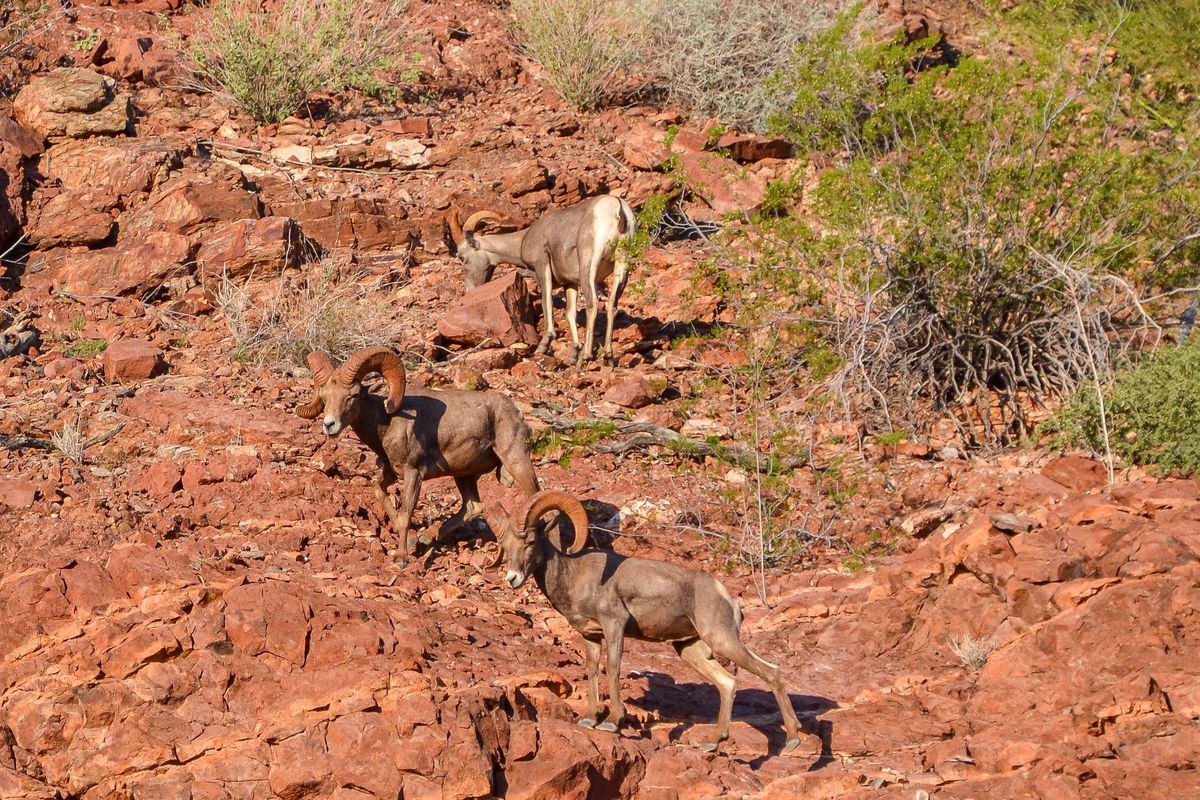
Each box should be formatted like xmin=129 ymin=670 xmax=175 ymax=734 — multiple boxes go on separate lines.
xmin=13 ymin=68 xmax=132 ymax=139
xmin=26 ymin=191 xmax=116 ymax=248
xmin=24 ymin=231 xmax=192 ymax=296
xmin=0 ymin=115 xmax=43 ymax=244
xmin=437 ymin=271 xmax=541 ymax=348
xmin=118 ymin=174 xmax=262 ymax=241
xmin=195 ymin=216 xmax=313 ymax=281
xmin=41 ymin=137 xmax=182 ymax=206
xmin=103 ymin=339 xmax=166 ymax=383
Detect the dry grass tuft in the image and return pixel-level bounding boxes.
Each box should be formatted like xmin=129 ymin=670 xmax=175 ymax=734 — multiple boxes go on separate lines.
xmin=217 ymin=264 xmax=408 ymax=369
xmin=949 ymin=634 xmax=993 ymax=672
xmin=51 ymin=418 xmax=85 ymax=465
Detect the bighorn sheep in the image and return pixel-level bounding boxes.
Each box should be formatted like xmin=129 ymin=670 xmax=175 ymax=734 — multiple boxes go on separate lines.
xmin=295 ymin=346 xmax=540 ymax=561
xmin=447 ymin=195 xmax=637 ymax=366
xmin=490 ymin=490 xmax=803 ymax=753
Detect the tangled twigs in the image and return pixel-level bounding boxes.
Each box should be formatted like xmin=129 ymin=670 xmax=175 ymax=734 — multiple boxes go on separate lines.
xmin=528 ymin=408 xmax=807 ymax=473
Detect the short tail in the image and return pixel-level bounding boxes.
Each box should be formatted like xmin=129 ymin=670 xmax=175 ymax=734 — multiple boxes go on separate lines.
xmin=617 ymin=198 xmax=637 ymax=239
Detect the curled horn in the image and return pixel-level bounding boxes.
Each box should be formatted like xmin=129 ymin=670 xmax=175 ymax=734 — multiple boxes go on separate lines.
xmin=295 ymin=351 xmax=334 ymax=419
xmin=338 ymin=347 xmax=406 ymax=415
xmin=462 ymin=210 xmax=502 ymax=241
xmin=445 ymin=206 xmax=465 ymax=248
xmin=519 ymin=490 xmax=590 ymax=554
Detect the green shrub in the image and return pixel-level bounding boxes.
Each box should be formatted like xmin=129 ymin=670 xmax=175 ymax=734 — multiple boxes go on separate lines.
xmin=759 ymin=14 xmax=1200 ymax=444
xmin=509 ymin=0 xmax=641 ymax=110
xmin=185 ymin=0 xmax=409 ymax=123
xmin=641 ymin=0 xmax=828 ymax=132
xmin=1045 ymin=338 xmax=1200 ymax=475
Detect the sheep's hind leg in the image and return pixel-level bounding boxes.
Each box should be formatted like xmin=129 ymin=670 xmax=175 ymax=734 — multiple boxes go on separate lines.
xmin=676 ymin=639 xmax=737 ymax=752
xmin=603 ymin=249 xmax=630 ymax=364
xmin=432 ymin=476 xmax=484 ymax=545
xmin=534 ymin=263 xmax=556 ymax=356
xmin=564 ymin=287 xmax=581 ymax=361
xmin=708 ymin=635 xmax=802 ymax=752
xmin=577 ymin=636 xmax=603 ymax=729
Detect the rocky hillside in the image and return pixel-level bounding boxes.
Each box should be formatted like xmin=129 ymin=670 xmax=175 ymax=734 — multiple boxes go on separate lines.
xmin=1 ymin=1 xmax=1197 ymax=798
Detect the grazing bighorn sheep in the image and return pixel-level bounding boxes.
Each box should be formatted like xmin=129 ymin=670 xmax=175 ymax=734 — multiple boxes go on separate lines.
xmin=490 ymin=490 xmax=803 ymax=753
xmin=295 ymin=346 xmax=540 ymax=561
xmin=447 ymin=195 xmax=637 ymax=366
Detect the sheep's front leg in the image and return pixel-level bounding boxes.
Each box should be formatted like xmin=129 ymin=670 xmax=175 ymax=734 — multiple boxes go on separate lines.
xmin=596 ymin=617 xmax=627 ymax=733
xmin=577 ymin=636 xmax=603 ymax=729
xmin=603 ymin=251 xmax=630 ymax=364
xmin=374 ymin=465 xmax=406 ymax=547
xmin=395 ymin=467 xmax=423 ymax=561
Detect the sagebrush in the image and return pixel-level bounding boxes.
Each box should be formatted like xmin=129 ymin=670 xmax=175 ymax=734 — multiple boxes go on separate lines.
xmin=509 ymin=0 xmax=641 ymax=110
xmin=184 ymin=0 xmax=409 ymax=123
xmin=642 ymin=0 xmax=827 ymax=132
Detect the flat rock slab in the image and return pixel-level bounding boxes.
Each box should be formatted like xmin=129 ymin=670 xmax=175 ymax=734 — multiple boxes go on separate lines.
xmin=103 ymin=339 xmax=165 ymax=383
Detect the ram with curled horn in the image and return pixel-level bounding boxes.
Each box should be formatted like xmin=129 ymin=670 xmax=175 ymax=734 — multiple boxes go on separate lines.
xmin=489 ymin=490 xmax=806 ymax=754
xmin=447 ymin=194 xmax=637 ymax=367
xmin=296 ymin=345 xmax=542 ymax=562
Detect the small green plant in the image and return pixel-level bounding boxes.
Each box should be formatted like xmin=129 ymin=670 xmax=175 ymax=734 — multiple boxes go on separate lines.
xmin=66 ymin=338 xmax=107 ymax=359
xmin=619 ymin=193 xmax=670 ymax=263
xmin=184 ymin=0 xmax=410 ymax=123
xmin=509 ymin=0 xmax=642 ymax=110
xmin=69 ymin=315 xmax=86 ymax=333
xmin=876 ymin=430 xmax=906 ymax=447
xmin=74 ymin=29 xmax=99 ymax=52
xmin=1 ymin=0 xmax=48 ymax=61
xmin=531 ymin=420 xmax=620 ymax=458
xmin=755 ymin=174 xmax=802 ymax=219
xmin=1044 ymin=338 xmax=1200 ymax=476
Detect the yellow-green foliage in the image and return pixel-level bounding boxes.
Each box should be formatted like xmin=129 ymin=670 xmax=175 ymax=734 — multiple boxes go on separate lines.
xmin=1045 ymin=338 xmax=1200 ymax=476
xmin=186 ymin=0 xmax=410 ymax=123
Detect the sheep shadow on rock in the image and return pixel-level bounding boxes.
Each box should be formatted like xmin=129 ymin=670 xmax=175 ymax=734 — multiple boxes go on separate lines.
xmin=628 ymin=671 xmax=837 ymax=764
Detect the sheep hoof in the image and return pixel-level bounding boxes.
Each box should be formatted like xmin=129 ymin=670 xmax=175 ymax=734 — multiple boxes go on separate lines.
xmin=783 ymin=738 xmax=801 ymax=753
xmin=577 ymin=717 xmax=597 ymax=729
xmin=699 ymin=742 xmax=719 ymax=753
xmin=595 ymin=721 xmax=619 ymax=734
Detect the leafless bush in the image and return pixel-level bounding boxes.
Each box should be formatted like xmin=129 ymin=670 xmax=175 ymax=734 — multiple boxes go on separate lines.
xmin=641 ymin=0 xmax=829 ymax=132
xmin=509 ymin=0 xmax=643 ymax=110
xmin=182 ymin=0 xmax=409 ymax=123
xmin=216 ymin=264 xmax=407 ymax=369
xmin=949 ymin=634 xmax=993 ymax=671
xmin=51 ymin=418 xmax=85 ymax=465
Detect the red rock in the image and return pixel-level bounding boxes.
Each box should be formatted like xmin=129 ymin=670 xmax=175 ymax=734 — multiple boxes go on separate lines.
xmin=623 ymin=126 xmax=670 ymax=170
xmin=676 ymin=150 xmax=770 ymax=217
xmin=437 ymin=271 xmax=541 ymax=348
xmin=43 ymin=357 xmax=81 ymax=379
xmin=103 ymin=339 xmax=165 ymax=383
xmin=380 ymin=117 xmax=432 ymax=137
xmin=133 ymin=460 xmax=182 ymax=499
xmin=271 ymin=197 xmax=400 ymax=251
xmin=0 ymin=478 xmax=38 ymax=508
xmin=500 ymin=159 xmax=550 ymax=197
xmin=13 ymin=68 xmax=132 ymax=139
xmin=25 ymin=231 xmax=192 ymax=296
xmin=26 ymin=190 xmax=115 ymax=247
xmin=195 ymin=216 xmax=312 ymax=281
xmin=0 ymin=115 xmax=43 ymax=242
xmin=1041 ymin=455 xmax=1107 ymax=492
xmin=41 ymin=137 xmax=180 ymax=204
xmin=715 ymin=131 xmax=794 ymax=162
xmin=604 ymin=376 xmax=657 ymax=408
xmin=119 ymin=175 xmax=263 ymax=241
xmin=108 ymin=37 xmax=152 ymax=82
